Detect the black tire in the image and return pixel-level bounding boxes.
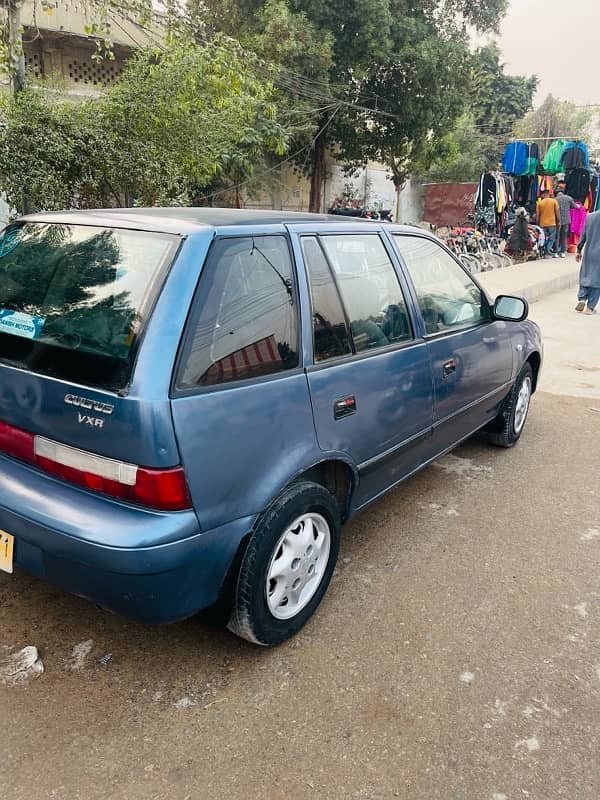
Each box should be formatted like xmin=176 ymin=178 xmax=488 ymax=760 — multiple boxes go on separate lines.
xmin=227 ymin=481 xmax=341 ymax=646
xmin=487 ymin=363 xmax=534 ymax=448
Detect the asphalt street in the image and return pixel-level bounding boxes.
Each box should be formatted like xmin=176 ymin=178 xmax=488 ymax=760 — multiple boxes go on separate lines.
xmin=2 ymin=288 xmax=600 ymax=800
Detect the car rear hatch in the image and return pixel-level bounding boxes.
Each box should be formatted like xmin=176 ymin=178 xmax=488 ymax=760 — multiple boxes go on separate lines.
xmin=0 ymin=219 xmax=190 ymax=511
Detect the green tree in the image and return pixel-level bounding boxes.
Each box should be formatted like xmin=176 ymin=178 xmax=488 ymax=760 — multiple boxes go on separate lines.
xmin=514 ymin=93 xmax=592 ymax=143
xmin=190 ymin=0 xmax=514 ymax=210
xmin=422 ymin=44 xmax=537 ymax=183
xmin=420 ymin=114 xmax=492 ymax=183
xmin=471 ymin=44 xmax=538 ymax=133
xmin=0 ymin=40 xmax=290 ymax=212
xmin=335 ymin=13 xmax=471 ymax=216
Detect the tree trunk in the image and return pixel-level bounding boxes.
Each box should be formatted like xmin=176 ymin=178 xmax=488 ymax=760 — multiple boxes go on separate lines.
xmin=9 ymin=0 xmax=26 ymax=94
xmin=390 ymin=159 xmax=408 ymax=224
xmin=395 ymin=181 xmax=402 ymax=224
xmin=309 ymin=124 xmax=326 ymax=213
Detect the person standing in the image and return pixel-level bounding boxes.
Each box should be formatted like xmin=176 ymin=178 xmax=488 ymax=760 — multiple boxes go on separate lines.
xmin=555 ymin=189 xmax=576 ymax=258
xmin=575 ymin=210 xmax=600 ymax=314
xmin=536 ymin=190 xmax=560 ymax=257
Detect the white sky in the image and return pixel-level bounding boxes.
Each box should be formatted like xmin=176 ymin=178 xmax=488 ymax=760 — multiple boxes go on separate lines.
xmin=496 ymin=0 xmax=599 ymax=106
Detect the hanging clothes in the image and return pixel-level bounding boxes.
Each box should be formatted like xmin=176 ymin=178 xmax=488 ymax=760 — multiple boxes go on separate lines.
xmin=565 ymin=168 xmax=591 ymax=202
xmin=496 ymin=174 xmax=507 ymax=213
xmin=475 ymin=172 xmax=497 ymax=208
xmin=570 ymin=203 xmax=588 ymax=237
xmin=561 ymin=141 xmax=589 ymax=170
xmin=523 ymin=142 xmax=540 ymax=176
xmin=538 ymin=175 xmax=554 ymax=195
xmin=542 ymin=139 xmax=567 ymax=172
xmin=501 ymin=141 xmax=528 ymax=175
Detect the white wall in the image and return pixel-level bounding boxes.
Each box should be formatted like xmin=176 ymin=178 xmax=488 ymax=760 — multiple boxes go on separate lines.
xmin=396 ymin=180 xmax=424 ymax=224
xmin=0 ymin=194 xmax=11 ymax=228
xmin=325 ymin=162 xmax=396 ymax=212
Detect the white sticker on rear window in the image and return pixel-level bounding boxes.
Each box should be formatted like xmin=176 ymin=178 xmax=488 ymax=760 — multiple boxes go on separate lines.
xmin=0 ymin=309 xmax=45 ymax=339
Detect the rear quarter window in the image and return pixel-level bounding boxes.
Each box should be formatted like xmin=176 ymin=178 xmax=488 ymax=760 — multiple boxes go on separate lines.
xmin=177 ymin=235 xmax=299 ymax=388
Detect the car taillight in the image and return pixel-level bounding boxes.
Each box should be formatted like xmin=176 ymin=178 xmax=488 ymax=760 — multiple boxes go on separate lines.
xmin=0 ymin=420 xmax=191 ymax=511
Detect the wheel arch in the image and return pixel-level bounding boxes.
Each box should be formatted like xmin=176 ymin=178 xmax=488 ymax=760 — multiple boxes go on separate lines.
xmin=526 ymin=351 xmax=542 ymax=391
xmin=289 ymin=458 xmax=358 ymax=522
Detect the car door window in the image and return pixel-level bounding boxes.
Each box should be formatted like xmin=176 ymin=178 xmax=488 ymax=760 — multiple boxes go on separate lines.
xmin=393 ymin=235 xmax=487 ymax=336
xmin=301 ymin=236 xmax=352 ymax=362
xmin=179 ymin=236 xmax=298 ymax=387
xmin=320 ymin=234 xmax=412 ymax=354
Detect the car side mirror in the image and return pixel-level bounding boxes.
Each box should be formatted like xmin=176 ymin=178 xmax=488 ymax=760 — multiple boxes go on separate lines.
xmin=493 ymin=294 xmax=529 ymax=322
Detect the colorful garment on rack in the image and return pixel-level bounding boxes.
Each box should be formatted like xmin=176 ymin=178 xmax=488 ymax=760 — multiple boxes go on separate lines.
xmin=501 ymin=141 xmax=528 ymax=175
xmin=570 ymin=203 xmax=587 ymax=237
xmin=523 ymin=142 xmax=540 ymax=176
xmin=475 ymin=172 xmax=497 ymax=208
xmin=542 ymin=139 xmax=567 ymax=172
xmin=561 ymin=141 xmax=589 ymax=170
xmin=565 ymin=168 xmax=591 ymax=203
xmin=537 ymin=175 xmax=554 ymax=195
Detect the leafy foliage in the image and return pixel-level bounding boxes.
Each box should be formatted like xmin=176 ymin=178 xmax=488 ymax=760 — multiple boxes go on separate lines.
xmin=514 ymin=94 xmax=593 ymax=144
xmin=422 ymin=44 xmax=537 ymax=183
xmin=0 ymin=41 xmax=290 ymax=213
xmin=186 ymin=0 xmax=514 ymax=209
xmin=471 ymin=44 xmax=538 ymax=136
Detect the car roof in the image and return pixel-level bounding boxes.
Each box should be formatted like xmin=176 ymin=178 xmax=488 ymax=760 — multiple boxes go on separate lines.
xmin=20 ymin=207 xmax=375 ymax=235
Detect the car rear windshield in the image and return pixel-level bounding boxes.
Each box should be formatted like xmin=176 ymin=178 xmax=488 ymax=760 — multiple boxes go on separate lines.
xmin=0 ymin=222 xmax=179 ymax=391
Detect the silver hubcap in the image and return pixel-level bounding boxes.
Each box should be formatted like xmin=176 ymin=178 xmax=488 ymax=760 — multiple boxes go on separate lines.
xmin=266 ymin=513 xmax=331 ymax=620
xmin=514 ymin=376 xmax=532 ymax=434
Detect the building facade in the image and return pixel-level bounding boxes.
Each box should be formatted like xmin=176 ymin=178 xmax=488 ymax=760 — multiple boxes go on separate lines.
xmin=19 ymin=0 xmax=156 ymax=95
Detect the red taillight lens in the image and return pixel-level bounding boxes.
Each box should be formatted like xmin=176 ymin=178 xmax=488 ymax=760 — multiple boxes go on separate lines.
xmin=0 ymin=420 xmax=35 ymax=462
xmin=0 ymin=421 xmax=191 ymax=511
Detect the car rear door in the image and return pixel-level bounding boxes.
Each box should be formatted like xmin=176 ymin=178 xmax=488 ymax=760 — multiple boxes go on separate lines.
xmin=389 ymin=232 xmax=514 ymax=453
xmin=170 ymin=230 xmax=319 ymax=531
xmin=295 ymin=230 xmax=434 ymax=510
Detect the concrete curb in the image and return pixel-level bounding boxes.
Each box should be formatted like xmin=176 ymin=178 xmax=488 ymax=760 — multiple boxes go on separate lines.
xmin=477 ymin=257 xmax=579 ymax=305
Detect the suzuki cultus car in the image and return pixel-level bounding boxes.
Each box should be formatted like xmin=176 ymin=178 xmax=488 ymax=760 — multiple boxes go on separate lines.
xmin=0 ymin=209 xmax=542 ymax=644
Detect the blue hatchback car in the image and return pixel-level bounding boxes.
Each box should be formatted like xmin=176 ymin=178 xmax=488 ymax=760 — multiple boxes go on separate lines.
xmin=0 ymin=209 xmax=542 ymax=644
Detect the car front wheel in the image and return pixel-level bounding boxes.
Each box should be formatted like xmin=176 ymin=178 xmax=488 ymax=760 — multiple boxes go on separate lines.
xmin=227 ymin=481 xmax=341 ymax=645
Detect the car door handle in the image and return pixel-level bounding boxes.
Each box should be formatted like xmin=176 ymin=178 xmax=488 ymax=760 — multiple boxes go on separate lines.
xmin=443 ymin=359 xmax=456 ymax=377
xmin=334 ymin=395 xmax=357 ymax=420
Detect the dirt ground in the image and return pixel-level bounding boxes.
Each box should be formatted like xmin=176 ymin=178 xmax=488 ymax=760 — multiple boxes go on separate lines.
xmin=2 ymin=388 xmax=600 ymax=800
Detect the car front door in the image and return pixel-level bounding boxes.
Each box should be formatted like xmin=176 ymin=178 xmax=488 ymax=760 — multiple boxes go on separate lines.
xmin=390 ymin=233 xmax=514 ymax=454
xmin=298 ymin=232 xmax=434 ymax=510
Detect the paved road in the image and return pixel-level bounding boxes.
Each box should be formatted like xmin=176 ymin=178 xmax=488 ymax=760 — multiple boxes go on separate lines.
xmin=2 ymin=292 xmax=600 ymax=800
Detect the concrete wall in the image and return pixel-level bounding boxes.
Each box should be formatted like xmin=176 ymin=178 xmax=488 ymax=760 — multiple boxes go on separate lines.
xmin=21 ymin=0 xmax=159 ymax=49
xmin=23 ymin=35 xmax=129 ymax=94
xmin=325 ymin=162 xmax=396 ymax=212
xmin=396 ymin=180 xmax=424 ymax=224
xmin=245 ymin=158 xmax=400 ymax=214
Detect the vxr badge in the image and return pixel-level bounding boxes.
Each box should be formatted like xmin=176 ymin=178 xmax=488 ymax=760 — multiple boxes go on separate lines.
xmin=78 ymin=413 xmax=105 ymax=428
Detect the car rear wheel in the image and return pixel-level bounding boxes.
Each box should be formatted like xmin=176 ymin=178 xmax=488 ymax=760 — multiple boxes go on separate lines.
xmin=487 ymin=363 xmax=533 ymax=448
xmin=227 ymin=481 xmax=341 ymax=645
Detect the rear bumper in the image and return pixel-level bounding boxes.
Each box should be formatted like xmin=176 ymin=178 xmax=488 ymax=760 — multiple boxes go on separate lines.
xmin=0 ymin=455 xmax=253 ymax=623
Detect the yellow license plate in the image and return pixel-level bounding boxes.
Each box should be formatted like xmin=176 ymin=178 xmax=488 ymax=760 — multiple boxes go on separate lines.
xmin=0 ymin=530 xmax=14 ymax=574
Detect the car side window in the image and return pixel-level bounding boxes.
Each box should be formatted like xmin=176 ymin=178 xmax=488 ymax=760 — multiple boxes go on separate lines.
xmin=179 ymin=236 xmax=298 ymax=387
xmin=319 ymin=234 xmax=412 ymax=354
xmin=393 ymin=235 xmax=487 ymax=336
xmin=301 ymin=236 xmax=352 ymax=362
